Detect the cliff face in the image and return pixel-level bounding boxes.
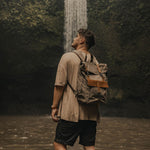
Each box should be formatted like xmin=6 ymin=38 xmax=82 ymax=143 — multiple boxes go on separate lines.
xmin=0 ymin=0 xmax=149 ymax=117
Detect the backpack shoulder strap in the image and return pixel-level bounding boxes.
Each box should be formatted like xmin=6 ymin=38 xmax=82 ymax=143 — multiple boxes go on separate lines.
xmin=90 ymin=54 xmax=94 ymax=62
xmin=73 ymin=51 xmax=83 ymax=63
xmin=73 ymin=51 xmax=92 ymax=62
xmin=67 ymin=80 xmax=77 ymax=96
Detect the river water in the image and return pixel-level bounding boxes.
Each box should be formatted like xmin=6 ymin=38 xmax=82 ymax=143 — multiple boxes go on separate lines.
xmin=0 ymin=116 xmax=149 ymax=150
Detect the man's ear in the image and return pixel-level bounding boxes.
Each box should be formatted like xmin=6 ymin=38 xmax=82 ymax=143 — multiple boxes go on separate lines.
xmin=80 ymin=36 xmax=86 ymax=44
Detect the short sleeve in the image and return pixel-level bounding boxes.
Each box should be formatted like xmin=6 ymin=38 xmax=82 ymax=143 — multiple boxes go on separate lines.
xmin=54 ymin=54 xmax=68 ymax=86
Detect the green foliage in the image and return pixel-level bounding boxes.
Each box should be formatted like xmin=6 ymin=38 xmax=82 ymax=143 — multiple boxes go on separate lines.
xmin=0 ymin=0 xmax=64 ymax=74
xmin=0 ymin=0 xmax=150 ymax=113
xmin=87 ymin=0 xmax=150 ymax=102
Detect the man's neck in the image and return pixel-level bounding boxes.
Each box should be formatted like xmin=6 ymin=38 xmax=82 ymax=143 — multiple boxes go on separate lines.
xmin=76 ymin=45 xmax=89 ymax=53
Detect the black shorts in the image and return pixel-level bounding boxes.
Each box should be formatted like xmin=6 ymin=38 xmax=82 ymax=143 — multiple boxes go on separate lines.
xmin=54 ymin=119 xmax=97 ymax=146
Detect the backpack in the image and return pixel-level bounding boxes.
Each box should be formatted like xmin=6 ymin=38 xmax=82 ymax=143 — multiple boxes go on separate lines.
xmin=67 ymin=51 xmax=109 ymax=104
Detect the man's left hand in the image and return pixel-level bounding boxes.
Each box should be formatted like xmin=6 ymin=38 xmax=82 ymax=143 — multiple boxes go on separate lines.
xmin=51 ymin=108 xmax=59 ymax=122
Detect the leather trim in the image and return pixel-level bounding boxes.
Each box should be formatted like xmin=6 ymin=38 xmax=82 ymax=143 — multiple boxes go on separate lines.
xmin=87 ymin=78 xmax=109 ymax=88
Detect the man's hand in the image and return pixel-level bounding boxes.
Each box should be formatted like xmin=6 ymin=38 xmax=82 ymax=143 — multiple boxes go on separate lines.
xmin=51 ymin=108 xmax=59 ymax=122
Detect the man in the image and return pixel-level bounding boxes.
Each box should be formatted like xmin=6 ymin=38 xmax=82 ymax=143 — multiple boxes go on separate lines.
xmin=51 ymin=29 xmax=100 ymax=150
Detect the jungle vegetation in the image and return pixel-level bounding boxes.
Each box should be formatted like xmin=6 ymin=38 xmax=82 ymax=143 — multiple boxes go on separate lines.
xmin=0 ymin=0 xmax=149 ymax=117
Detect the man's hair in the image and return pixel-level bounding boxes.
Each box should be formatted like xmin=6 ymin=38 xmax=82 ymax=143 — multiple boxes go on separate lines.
xmin=78 ymin=28 xmax=95 ymax=49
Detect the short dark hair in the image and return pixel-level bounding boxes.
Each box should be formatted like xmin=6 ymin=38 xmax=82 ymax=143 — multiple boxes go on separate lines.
xmin=78 ymin=28 xmax=95 ymax=49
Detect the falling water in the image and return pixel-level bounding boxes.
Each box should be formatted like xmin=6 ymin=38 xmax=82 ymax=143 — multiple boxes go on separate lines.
xmin=64 ymin=0 xmax=87 ymax=52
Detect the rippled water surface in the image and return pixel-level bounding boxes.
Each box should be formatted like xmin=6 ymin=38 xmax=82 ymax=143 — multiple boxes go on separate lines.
xmin=0 ymin=116 xmax=149 ymax=150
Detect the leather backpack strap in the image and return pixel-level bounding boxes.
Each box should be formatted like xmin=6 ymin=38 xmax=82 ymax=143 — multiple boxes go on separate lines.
xmin=92 ymin=55 xmax=105 ymax=81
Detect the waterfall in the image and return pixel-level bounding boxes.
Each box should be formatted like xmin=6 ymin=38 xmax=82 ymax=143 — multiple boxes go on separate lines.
xmin=64 ymin=0 xmax=87 ymax=52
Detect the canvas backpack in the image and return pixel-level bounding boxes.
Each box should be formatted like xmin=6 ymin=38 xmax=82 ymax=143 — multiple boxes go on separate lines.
xmin=67 ymin=51 xmax=109 ymax=104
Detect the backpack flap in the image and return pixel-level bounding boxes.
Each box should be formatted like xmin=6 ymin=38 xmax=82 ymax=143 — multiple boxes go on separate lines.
xmin=83 ymin=62 xmax=99 ymax=75
xmin=83 ymin=62 xmax=109 ymax=88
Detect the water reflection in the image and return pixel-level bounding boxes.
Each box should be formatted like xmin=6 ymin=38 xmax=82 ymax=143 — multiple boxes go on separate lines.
xmin=0 ymin=116 xmax=149 ymax=150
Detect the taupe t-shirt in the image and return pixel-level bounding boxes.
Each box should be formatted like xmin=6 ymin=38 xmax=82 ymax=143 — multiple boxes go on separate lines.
xmin=55 ymin=50 xmax=100 ymax=122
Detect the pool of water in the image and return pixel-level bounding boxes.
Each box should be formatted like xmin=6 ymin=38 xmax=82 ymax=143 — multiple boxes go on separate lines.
xmin=0 ymin=116 xmax=149 ymax=150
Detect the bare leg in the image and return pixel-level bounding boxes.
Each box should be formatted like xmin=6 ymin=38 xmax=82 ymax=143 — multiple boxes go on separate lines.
xmin=84 ymin=146 xmax=95 ymax=150
xmin=54 ymin=142 xmax=67 ymax=150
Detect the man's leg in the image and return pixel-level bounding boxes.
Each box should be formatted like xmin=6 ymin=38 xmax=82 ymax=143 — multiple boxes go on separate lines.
xmin=83 ymin=146 xmax=95 ymax=150
xmin=79 ymin=120 xmax=97 ymax=150
xmin=54 ymin=120 xmax=79 ymax=149
xmin=54 ymin=142 xmax=67 ymax=150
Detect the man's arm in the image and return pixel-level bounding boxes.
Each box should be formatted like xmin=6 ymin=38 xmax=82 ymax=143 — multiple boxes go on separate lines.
xmin=51 ymin=85 xmax=65 ymax=122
